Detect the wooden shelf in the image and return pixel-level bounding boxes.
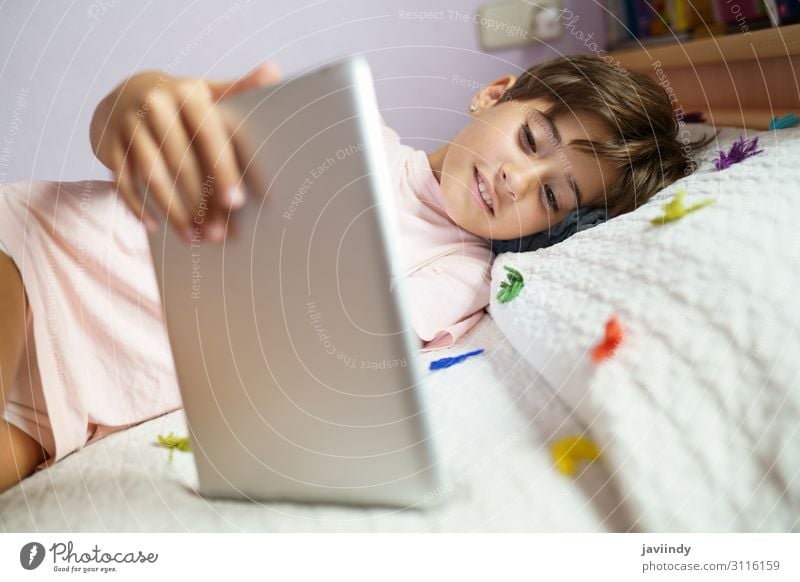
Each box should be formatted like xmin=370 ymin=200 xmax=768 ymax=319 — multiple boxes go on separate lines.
xmin=706 ymin=107 xmax=796 ymax=129
xmin=602 ymin=23 xmax=800 ymax=129
xmin=607 ymin=22 xmax=800 ymax=71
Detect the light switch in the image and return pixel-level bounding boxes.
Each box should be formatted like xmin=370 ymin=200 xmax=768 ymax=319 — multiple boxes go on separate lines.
xmin=534 ymin=5 xmax=564 ymax=41
xmin=477 ymin=0 xmax=563 ymax=50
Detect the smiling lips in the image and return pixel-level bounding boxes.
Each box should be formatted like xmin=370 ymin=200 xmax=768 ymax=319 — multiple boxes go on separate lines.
xmin=474 ymin=167 xmax=494 ymax=215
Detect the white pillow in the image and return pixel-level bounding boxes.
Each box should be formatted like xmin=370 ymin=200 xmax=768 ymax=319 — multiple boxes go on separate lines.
xmin=489 ymin=125 xmax=800 ymax=531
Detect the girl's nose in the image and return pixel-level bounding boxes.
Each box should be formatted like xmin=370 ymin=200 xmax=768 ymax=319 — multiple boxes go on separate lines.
xmin=500 ymin=168 xmax=516 ymax=201
xmin=502 ymin=161 xmax=542 ymax=203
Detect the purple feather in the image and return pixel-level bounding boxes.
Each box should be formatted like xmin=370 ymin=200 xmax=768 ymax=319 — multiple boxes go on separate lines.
xmin=713 ymin=135 xmax=763 ymax=171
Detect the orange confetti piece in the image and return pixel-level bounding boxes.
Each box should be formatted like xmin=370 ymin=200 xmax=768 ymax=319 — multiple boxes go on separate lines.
xmin=591 ymin=315 xmax=623 ymax=363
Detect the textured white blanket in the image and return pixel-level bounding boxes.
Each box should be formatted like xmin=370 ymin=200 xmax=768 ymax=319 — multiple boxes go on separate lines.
xmin=490 ymin=125 xmax=800 ymax=531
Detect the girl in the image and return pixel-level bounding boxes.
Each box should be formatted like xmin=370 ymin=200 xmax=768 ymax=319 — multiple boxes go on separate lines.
xmin=0 ymin=55 xmax=705 ymax=493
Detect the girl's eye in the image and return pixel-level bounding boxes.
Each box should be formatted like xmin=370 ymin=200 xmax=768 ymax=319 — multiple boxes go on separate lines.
xmin=543 ymin=185 xmax=559 ymax=212
xmin=520 ymin=123 xmax=536 ymax=153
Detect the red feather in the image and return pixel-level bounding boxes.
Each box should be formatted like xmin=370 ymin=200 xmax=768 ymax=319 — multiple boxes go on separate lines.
xmin=591 ymin=315 xmax=623 ymax=363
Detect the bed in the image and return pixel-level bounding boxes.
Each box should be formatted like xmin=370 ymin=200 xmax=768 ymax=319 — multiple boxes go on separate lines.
xmin=3 ymin=122 xmax=799 ymax=532
xmin=1 ymin=314 xmax=625 ymax=532
xmin=2 ymin=29 xmax=800 ymax=533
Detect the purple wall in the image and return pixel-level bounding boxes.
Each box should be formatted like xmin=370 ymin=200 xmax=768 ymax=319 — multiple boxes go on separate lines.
xmin=0 ymin=0 xmax=606 ymax=183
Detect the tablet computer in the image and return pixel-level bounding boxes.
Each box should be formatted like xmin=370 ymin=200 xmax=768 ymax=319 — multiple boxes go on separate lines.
xmin=147 ymin=56 xmax=448 ymax=507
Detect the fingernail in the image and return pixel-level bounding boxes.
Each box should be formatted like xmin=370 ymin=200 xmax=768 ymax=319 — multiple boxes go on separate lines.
xmin=204 ymin=221 xmax=225 ymax=243
xmin=144 ymin=216 xmax=158 ymax=233
xmin=182 ymin=227 xmax=195 ymax=244
xmin=226 ymin=186 xmax=245 ymax=209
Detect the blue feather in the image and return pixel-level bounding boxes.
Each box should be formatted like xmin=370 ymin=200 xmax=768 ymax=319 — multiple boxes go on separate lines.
xmin=768 ymin=113 xmax=800 ymax=130
xmin=429 ymin=349 xmax=485 ymax=371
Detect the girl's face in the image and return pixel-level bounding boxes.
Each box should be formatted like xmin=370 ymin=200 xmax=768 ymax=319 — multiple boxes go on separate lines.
xmin=428 ymin=76 xmax=618 ymax=241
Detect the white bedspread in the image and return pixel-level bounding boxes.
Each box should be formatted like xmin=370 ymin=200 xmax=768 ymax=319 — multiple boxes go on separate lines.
xmin=1 ymin=316 xmax=633 ymax=532
xmin=489 ymin=126 xmax=800 ymax=532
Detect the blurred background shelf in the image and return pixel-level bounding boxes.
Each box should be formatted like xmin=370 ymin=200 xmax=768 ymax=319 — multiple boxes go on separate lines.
xmin=605 ymin=21 xmax=800 ymax=130
xmin=607 ymin=21 xmax=800 ymax=68
xmin=604 ymin=0 xmax=800 ymax=51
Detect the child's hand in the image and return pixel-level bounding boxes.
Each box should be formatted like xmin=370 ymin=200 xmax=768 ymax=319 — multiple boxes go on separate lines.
xmin=90 ymin=61 xmax=281 ymax=242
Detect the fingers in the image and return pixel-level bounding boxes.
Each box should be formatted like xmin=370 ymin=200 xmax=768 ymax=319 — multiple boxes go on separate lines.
xmin=122 ymin=118 xmax=194 ymax=241
xmin=143 ymin=93 xmax=207 ymax=226
xmin=251 ymin=61 xmax=282 ymax=87
xmin=103 ymin=69 xmax=266 ymax=245
xmin=176 ymin=80 xmax=245 ymax=213
xmin=207 ymin=60 xmax=282 ymax=102
xmin=195 ymin=174 xmax=226 ymax=243
xmin=109 ymin=141 xmax=158 ymax=232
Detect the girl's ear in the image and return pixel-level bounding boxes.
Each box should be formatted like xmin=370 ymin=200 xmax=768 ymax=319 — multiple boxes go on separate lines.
xmin=469 ymin=75 xmax=517 ymax=114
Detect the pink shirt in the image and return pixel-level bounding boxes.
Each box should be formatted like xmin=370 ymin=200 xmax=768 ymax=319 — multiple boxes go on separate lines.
xmin=380 ymin=122 xmax=494 ymax=351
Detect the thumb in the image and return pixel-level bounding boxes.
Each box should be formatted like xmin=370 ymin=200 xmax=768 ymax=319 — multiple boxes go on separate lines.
xmin=207 ymin=61 xmax=282 ymax=102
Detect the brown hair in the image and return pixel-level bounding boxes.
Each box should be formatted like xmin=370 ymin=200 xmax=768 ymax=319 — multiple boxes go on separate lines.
xmin=500 ymin=54 xmax=715 ymax=217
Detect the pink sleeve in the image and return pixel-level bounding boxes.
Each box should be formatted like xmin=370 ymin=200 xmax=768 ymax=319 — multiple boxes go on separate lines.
xmin=402 ymin=253 xmax=492 ymax=352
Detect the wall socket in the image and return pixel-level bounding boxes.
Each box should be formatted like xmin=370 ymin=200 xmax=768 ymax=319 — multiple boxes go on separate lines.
xmin=477 ymin=0 xmax=563 ymax=50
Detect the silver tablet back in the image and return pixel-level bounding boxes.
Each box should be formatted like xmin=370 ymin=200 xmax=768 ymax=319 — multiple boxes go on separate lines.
xmin=147 ymin=56 xmax=448 ymax=507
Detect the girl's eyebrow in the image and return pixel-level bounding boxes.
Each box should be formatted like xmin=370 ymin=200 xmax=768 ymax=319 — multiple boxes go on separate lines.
xmin=532 ymin=109 xmax=583 ymax=207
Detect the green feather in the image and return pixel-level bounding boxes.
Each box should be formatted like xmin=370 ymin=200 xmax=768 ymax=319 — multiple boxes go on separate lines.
xmin=497 ymin=265 xmax=524 ymax=303
xmin=156 ymin=433 xmax=191 ymax=462
xmin=651 ymin=190 xmax=715 ymax=225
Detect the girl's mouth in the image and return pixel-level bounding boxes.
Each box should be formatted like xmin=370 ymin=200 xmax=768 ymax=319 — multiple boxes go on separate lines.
xmin=473 ymin=166 xmax=494 ymax=215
